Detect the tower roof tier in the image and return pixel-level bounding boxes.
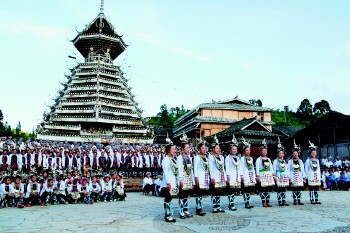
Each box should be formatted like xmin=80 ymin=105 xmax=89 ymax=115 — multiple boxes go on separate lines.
xmin=72 ymin=13 xmax=127 ymax=60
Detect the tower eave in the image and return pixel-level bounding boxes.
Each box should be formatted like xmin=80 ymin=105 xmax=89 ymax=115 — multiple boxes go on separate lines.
xmin=73 ymin=34 xmax=127 ymax=60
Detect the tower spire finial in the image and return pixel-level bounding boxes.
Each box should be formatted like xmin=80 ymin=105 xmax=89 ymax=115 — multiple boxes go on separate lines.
xmin=100 ymin=0 xmax=104 ymax=13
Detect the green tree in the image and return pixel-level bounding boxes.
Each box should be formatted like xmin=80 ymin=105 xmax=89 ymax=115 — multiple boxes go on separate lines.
xmin=249 ymin=99 xmax=263 ymax=107
xmin=296 ymin=99 xmax=313 ymax=120
xmin=271 ymin=109 xmax=309 ymax=127
xmin=313 ymin=100 xmax=331 ymax=115
xmin=15 ymin=121 xmax=21 ymax=136
xmin=0 ymin=109 xmax=3 ymax=129
xmin=148 ymin=104 xmax=188 ymax=128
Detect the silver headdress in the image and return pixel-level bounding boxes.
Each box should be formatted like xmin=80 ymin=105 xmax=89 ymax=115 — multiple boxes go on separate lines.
xmin=308 ymin=140 xmax=317 ymax=153
xmin=180 ymin=133 xmax=189 ymax=144
xmin=241 ymin=137 xmax=251 ymax=149
xmin=276 ymin=137 xmax=285 ymax=153
xmin=229 ymin=134 xmax=238 ymax=148
xmin=260 ymin=138 xmax=268 ymax=150
xmin=292 ymin=139 xmax=300 ymax=152
xmin=165 ymin=132 xmax=173 ymax=146
xmin=210 ymin=135 xmax=220 ymax=148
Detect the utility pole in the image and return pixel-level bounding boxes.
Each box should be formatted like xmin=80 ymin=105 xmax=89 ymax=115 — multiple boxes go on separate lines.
xmin=284 ymin=105 xmax=289 ymax=123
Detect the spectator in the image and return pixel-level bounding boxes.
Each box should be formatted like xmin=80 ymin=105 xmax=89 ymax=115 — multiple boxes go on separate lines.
xmin=142 ymin=172 xmax=155 ymax=195
xmin=336 ymin=172 xmax=349 ymax=191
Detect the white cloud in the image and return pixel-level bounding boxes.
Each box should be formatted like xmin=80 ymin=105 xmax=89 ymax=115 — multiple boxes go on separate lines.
xmin=0 ymin=19 xmax=69 ymax=40
xmin=134 ymin=32 xmax=163 ymax=47
xmin=172 ymin=47 xmax=213 ymax=62
xmin=345 ymin=41 xmax=350 ymax=54
xmin=134 ymin=32 xmax=213 ymax=63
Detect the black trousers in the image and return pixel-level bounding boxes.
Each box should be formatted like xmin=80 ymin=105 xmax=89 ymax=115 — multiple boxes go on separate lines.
xmin=178 ymin=188 xmax=193 ymax=199
xmin=143 ymin=184 xmax=155 ymax=194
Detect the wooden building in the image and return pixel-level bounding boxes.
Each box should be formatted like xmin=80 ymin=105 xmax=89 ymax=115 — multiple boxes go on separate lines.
xmin=288 ymin=111 xmax=350 ymax=160
xmin=205 ymin=117 xmax=282 ymax=158
xmin=173 ymin=98 xmax=273 ymax=145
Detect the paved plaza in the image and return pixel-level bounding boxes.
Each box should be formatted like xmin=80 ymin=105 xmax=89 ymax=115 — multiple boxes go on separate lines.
xmin=0 ymin=191 xmax=349 ymax=233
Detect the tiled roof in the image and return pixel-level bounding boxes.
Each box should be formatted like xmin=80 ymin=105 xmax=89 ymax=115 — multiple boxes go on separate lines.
xmin=273 ymin=126 xmax=302 ymax=138
xmin=175 ymin=103 xmax=271 ymax=125
xmin=174 ymin=116 xmax=237 ymax=134
xmin=213 ymin=118 xmax=279 ymax=138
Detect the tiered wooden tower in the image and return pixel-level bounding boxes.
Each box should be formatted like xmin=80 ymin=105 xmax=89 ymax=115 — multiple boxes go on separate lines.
xmin=37 ymin=2 xmax=152 ymax=143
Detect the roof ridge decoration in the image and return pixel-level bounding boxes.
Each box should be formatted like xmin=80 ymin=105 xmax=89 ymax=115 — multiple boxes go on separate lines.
xmin=100 ymin=0 xmax=104 ymax=13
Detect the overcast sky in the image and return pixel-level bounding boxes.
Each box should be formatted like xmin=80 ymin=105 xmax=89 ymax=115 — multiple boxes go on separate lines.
xmin=1 ymin=0 xmax=350 ymax=132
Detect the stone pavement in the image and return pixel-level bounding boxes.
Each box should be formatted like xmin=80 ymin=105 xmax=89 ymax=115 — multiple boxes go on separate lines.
xmin=0 ymin=191 xmax=349 ymax=233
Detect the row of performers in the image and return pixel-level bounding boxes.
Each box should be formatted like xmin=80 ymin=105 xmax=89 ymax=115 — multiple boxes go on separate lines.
xmin=0 ymin=174 xmax=126 ymax=208
xmin=161 ymin=134 xmax=322 ymax=223
xmin=0 ymin=150 xmax=165 ymax=174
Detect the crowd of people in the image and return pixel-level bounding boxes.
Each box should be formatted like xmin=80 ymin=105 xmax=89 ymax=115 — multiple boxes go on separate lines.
xmin=158 ymin=134 xmax=350 ymax=223
xmin=0 ymin=135 xmax=349 ymax=215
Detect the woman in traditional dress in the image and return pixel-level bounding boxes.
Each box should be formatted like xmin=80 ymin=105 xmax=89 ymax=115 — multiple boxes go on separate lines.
xmin=193 ymin=140 xmax=210 ymax=216
xmin=208 ymin=135 xmax=226 ymax=213
xmin=255 ymin=139 xmax=275 ymax=207
xmin=225 ymin=134 xmax=242 ymax=211
xmin=177 ymin=134 xmax=194 ymax=219
xmin=272 ymin=138 xmax=290 ymax=206
xmin=287 ymin=141 xmax=305 ymax=205
xmin=304 ymin=141 xmax=322 ymax=204
xmin=161 ymin=138 xmax=178 ymax=222
xmin=240 ymin=138 xmax=256 ymax=209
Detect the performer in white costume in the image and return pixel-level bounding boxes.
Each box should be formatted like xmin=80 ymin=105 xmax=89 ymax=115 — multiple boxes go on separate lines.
xmin=287 ymin=140 xmax=305 ymax=205
xmin=304 ymin=141 xmax=322 ymax=204
xmin=177 ymin=134 xmax=194 ymax=219
xmin=272 ymin=138 xmax=290 ymax=206
xmin=225 ymin=134 xmax=242 ymax=211
xmin=161 ymin=137 xmax=178 ymax=222
xmin=193 ymin=140 xmax=210 ymax=216
xmin=208 ymin=136 xmax=226 ymax=213
xmin=240 ymin=138 xmax=256 ymax=209
xmin=255 ymin=139 xmax=275 ymax=207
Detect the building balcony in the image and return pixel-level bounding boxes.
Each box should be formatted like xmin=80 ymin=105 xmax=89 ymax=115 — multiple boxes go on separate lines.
xmin=60 ymin=101 xmax=97 ymax=106
xmin=44 ymin=124 xmax=81 ymax=131
xmin=99 ymin=93 xmax=129 ymax=102
xmin=80 ymin=130 xmax=113 ymax=136
xmin=100 ymin=110 xmax=137 ymax=118
xmin=50 ymin=116 xmax=140 ymax=125
xmin=99 ymin=101 xmax=133 ymax=110
xmin=98 ymin=78 xmax=124 ymax=87
xmin=99 ymin=86 xmax=127 ymax=94
xmin=112 ymin=127 xmax=147 ymax=134
xmin=71 ymin=78 xmax=98 ymax=84
xmin=56 ymin=109 xmax=95 ymax=114
xmin=68 ymin=85 xmax=97 ymax=91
